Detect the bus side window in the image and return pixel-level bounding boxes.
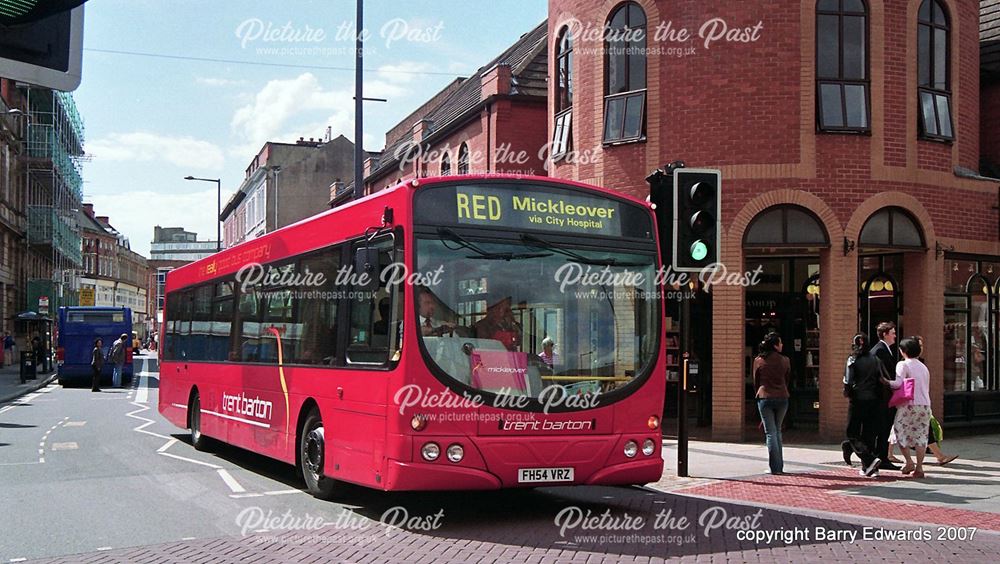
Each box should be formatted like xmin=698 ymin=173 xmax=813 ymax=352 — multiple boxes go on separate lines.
xmin=239 ymin=289 xmax=261 ymax=362
xmin=297 ymin=247 xmax=341 ymax=365
xmin=211 ymin=281 xmax=234 ymax=362
xmin=346 ymin=236 xmax=398 ymax=366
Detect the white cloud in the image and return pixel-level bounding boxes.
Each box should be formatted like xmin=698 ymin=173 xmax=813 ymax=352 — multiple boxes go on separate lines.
xmin=230 ymin=73 xmax=353 ymax=150
xmin=86 ymin=132 xmax=225 ymax=170
xmin=227 ymin=70 xmax=430 ymax=157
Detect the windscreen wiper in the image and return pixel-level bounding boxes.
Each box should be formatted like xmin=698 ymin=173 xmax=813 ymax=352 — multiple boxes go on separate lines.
xmin=520 ymin=234 xmax=647 ymax=267
xmin=438 ymin=228 xmax=551 ymax=261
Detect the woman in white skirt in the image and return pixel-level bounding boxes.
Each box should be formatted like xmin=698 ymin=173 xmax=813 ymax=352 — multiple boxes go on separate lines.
xmin=881 ymin=337 xmax=932 ymax=478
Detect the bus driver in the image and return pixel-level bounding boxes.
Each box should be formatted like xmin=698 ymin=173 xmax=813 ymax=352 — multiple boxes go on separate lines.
xmin=417 ymin=287 xmax=456 ymax=337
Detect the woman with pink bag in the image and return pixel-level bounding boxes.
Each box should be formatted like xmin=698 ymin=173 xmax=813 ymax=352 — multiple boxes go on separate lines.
xmin=880 ymin=337 xmax=932 ymax=478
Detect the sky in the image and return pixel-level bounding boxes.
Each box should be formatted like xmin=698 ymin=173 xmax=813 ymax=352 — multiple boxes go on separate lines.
xmin=72 ymin=0 xmax=548 ymax=257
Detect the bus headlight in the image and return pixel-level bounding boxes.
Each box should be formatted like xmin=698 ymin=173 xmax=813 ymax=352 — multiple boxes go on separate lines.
xmin=421 ymin=442 xmax=440 ymax=462
xmin=624 ymin=440 xmax=638 ymax=458
xmin=446 ymin=444 xmax=464 ymax=463
xmin=642 ymin=439 xmax=656 ymax=456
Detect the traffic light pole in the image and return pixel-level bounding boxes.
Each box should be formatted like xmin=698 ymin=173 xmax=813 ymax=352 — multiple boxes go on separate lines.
xmin=678 ymin=292 xmax=690 ymax=477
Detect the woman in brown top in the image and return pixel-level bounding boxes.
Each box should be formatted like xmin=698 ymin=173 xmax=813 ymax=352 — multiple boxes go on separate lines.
xmin=753 ymin=332 xmax=790 ymax=474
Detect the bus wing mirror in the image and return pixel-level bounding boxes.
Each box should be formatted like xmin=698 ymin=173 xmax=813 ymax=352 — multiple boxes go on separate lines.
xmin=354 ymin=248 xmax=381 ymax=291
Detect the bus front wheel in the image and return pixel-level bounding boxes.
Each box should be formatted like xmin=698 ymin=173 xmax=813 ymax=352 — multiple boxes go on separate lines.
xmin=300 ymin=409 xmax=338 ymax=500
xmin=189 ymin=392 xmax=211 ymax=451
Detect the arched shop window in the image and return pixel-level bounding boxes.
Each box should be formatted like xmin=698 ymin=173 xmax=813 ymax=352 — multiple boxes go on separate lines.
xmin=859 ymin=207 xmax=924 ymax=249
xmin=944 ymin=259 xmax=997 ymax=399
xmin=859 ymin=270 xmax=900 ymax=341
xmin=743 ymin=205 xmax=830 ymax=248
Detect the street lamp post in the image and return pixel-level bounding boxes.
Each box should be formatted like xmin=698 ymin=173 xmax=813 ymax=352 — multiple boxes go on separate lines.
xmin=183 ymin=176 xmax=221 ymax=251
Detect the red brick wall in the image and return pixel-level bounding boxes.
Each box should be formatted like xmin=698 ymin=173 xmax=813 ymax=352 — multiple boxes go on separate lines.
xmin=548 ymin=0 xmax=996 ymax=440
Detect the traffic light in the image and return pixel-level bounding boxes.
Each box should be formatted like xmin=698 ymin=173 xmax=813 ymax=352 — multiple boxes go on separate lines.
xmin=0 ymin=0 xmax=86 ymax=91
xmin=673 ymin=169 xmax=721 ymax=272
xmin=645 ymin=166 xmax=675 ymax=270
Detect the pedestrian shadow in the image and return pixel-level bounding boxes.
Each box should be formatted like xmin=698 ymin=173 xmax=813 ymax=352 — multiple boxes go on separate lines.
xmin=839 ymin=485 xmax=994 ymax=506
xmin=0 ymin=423 xmax=36 ymax=428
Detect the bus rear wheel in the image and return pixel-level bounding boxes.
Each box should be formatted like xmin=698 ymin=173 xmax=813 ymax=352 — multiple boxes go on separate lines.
xmin=189 ymin=392 xmax=211 ymax=451
xmin=300 ymin=408 xmax=339 ymax=500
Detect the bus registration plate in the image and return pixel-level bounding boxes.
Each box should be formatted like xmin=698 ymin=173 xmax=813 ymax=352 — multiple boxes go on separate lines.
xmin=518 ymin=467 xmax=574 ymax=483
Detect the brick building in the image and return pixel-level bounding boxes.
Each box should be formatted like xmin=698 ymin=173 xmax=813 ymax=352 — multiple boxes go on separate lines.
xmin=221 ymin=135 xmax=356 ymax=248
xmin=362 ymin=21 xmax=549 ymax=194
xmin=77 ymin=204 xmax=150 ymax=336
xmin=547 ymin=0 xmax=1000 ymax=439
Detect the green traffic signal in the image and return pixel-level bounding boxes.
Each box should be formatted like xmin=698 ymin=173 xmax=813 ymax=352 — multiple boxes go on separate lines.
xmin=690 ymin=240 xmax=708 ymax=261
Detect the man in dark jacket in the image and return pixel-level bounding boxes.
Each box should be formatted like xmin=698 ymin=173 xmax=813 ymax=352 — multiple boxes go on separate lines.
xmin=869 ymin=321 xmax=898 ymax=470
xmin=842 ymin=333 xmax=883 ymax=476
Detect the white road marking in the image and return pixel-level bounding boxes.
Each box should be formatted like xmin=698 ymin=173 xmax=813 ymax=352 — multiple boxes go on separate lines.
xmin=135 ymin=373 xmax=149 ymax=404
xmin=157 ymin=438 xmax=179 ymax=453
xmin=96 ymin=547 xmax=111 ymax=551
xmin=181 ymin=537 xmax=195 ymax=541
xmin=217 ymin=469 xmax=246 ymax=493
xmin=159 ymin=452 xmax=222 ymax=469
xmin=126 ymin=403 xmax=173 ymax=441
xmin=38 ymin=457 xmax=44 ymax=463
xmin=37 ymin=449 xmax=43 ymax=455
xmin=63 ymin=421 xmax=86 ymax=427
xmin=228 ymin=493 xmax=265 ymax=499
xmin=10 ymin=557 xmax=27 ymax=562
xmin=51 ymin=442 xmax=78 ymax=451
xmin=263 ymin=489 xmax=305 ymax=496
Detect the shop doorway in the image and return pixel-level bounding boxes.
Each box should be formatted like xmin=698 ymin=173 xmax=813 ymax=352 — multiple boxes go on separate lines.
xmin=742 ymin=205 xmax=830 ymax=430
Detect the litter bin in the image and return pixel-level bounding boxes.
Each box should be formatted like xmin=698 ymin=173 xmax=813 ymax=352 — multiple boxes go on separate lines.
xmin=20 ymin=350 xmax=36 ymax=384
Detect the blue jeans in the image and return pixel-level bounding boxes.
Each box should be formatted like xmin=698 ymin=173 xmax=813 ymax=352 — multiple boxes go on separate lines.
xmin=112 ymin=364 xmax=124 ymax=387
xmin=757 ymin=398 xmax=788 ymax=474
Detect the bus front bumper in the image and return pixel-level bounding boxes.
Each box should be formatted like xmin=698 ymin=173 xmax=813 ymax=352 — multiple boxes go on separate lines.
xmin=383 ymin=456 xmax=663 ymax=491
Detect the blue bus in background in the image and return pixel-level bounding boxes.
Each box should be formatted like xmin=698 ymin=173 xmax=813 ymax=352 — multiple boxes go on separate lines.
xmin=57 ymin=306 xmax=134 ymax=386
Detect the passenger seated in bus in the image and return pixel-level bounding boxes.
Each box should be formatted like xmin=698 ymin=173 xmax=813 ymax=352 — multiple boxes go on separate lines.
xmin=474 ymin=296 xmax=522 ymax=351
xmin=417 ymin=286 xmax=456 ymax=337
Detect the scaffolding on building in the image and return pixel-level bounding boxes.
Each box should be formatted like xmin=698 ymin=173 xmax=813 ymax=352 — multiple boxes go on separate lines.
xmin=22 ymin=86 xmax=85 ymax=311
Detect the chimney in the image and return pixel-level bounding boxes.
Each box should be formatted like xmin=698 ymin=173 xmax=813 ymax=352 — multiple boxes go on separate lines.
xmin=96 ymin=216 xmax=109 ymax=226
xmin=413 ymin=119 xmax=434 ymax=142
xmin=480 ymin=64 xmax=512 ymax=98
xmin=82 ymin=203 xmax=95 ymax=217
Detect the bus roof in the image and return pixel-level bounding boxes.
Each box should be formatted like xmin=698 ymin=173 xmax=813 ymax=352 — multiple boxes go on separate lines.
xmin=166 ymin=174 xmax=652 ymax=291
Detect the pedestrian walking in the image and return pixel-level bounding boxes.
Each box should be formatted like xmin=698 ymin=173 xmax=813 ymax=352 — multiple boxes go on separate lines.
xmin=109 ymin=333 xmax=128 ymax=388
xmin=2 ymin=331 xmax=13 ymax=367
xmin=753 ymin=332 xmax=790 ymax=475
xmin=881 ymin=337 xmax=932 ymax=478
xmin=886 ymin=336 xmax=959 ymax=467
xmin=870 ymin=321 xmax=900 ymax=471
xmin=841 ymin=333 xmax=883 ymax=477
xmin=91 ymin=338 xmax=104 ymax=392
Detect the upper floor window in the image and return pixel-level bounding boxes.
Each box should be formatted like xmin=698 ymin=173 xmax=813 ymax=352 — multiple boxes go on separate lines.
xmin=816 ymin=0 xmax=869 ymax=131
xmin=553 ymin=26 xmax=573 ymax=156
xmin=457 ymin=143 xmax=469 ymax=175
xmin=441 ymin=152 xmax=451 ymax=176
xmin=918 ymin=0 xmax=952 ymax=140
xmin=603 ymin=2 xmax=646 ymax=144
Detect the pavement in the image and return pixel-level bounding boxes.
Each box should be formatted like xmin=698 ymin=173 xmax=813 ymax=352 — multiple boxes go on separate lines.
xmin=0 ymin=358 xmax=57 ymax=404
xmin=652 ymin=432 xmax=1000 ymax=532
xmin=2 ymin=358 xmax=999 ymax=563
